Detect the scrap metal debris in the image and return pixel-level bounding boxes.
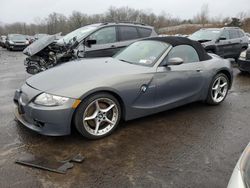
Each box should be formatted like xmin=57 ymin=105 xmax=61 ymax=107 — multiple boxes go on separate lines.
xmin=16 ymin=153 xmax=84 ymax=174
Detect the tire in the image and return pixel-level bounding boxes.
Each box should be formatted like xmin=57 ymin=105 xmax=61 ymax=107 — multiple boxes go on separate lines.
xmin=206 ymin=73 xmax=229 ymax=105
xmin=74 ymin=92 xmax=121 ymax=139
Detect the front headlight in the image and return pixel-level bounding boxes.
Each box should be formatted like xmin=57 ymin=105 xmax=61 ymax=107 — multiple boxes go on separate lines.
xmin=34 ymin=93 xmax=69 ymax=106
xmin=9 ymin=40 xmax=14 ymax=45
xmin=240 ymin=51 xmax=247 ymax=60
xmin=25 ymin=40 xmax=29 ymax=45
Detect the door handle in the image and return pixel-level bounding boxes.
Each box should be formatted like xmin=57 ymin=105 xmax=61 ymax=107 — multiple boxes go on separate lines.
xmin=110 ymin=45 xmax=116 ymax=48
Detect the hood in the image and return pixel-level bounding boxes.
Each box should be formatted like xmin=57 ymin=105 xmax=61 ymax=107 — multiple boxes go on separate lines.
xmin=23 ymin=34 xmax=57 ymax=56
xmin=12 ymin=39 xmax=27 ymax=43
xmin=26 ymin=57 xmax=148 ymax=98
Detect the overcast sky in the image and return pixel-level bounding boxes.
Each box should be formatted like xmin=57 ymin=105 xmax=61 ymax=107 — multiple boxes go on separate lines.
xmin=1 ymin=0 xmax=249 ymax=24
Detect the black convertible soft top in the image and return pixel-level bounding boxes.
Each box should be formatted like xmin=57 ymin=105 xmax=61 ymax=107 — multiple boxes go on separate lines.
xmin=143 ymin=36 xmax=212 ymax=61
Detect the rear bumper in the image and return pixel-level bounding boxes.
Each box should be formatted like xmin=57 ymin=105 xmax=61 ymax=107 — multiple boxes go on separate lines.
xmin=13 ymin=88 xmax=75 ymax=136
xmin=238 ymin=58 xmax=250 ymax=72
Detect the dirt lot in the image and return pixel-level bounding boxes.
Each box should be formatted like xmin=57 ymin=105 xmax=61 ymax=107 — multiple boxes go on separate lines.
xmin=0 ymin=47 xmax=250 ymax=188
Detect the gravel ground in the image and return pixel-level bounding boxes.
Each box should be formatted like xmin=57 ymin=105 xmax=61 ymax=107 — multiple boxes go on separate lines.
xmin=0 ymin=47 xmax=250 ymax=188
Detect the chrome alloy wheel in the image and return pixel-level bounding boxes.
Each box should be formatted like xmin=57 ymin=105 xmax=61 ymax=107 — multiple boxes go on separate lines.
xmin=83 ymin=98 xmax=119 ymax=136
xmin=211 ymin=76 xmax=228 ymax=103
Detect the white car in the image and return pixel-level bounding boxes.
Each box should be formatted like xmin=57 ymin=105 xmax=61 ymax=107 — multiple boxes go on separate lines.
xmin=227 ymin=142 xmax=250 ymax=188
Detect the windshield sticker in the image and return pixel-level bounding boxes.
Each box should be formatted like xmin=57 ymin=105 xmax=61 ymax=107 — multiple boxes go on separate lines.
xmin=139 ymin=59 xmax=153 ymax=64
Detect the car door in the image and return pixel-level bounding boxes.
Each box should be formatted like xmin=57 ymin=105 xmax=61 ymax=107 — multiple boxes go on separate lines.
xmin=228 ymin=29 xmax=242 ymax=58
xmin=155 ymin=45 xmax=205 ymax=108
xmin=216 ymin=30 xmax=232 ymax=58
xmin=84 ymin=26 xmax=119 ymax=57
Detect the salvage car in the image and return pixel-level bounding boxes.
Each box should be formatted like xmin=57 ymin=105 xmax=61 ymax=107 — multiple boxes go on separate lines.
xmin=0 ymin=35 xmax=7 ymax=48
xmin=189 ymin=27 xmax=248 ymax=60
xmin=23 ymin=22 xmax=157 ymax=74
xmin=14 ymin=36 xmax=233 ymax=139
xmin=238 ymin=44 xmax=250 ymax=73
xmin=227 ymin=142 xmax=250 ymax=188
xmin=6 ymin=34 xmax=29 ymax=51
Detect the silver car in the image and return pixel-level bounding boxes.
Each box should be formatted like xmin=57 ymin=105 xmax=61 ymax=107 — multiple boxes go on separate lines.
xmin=14 ymin=37 xmax=233 ymax=139
xmin=228 ymin=142 xmax=250 ymax=188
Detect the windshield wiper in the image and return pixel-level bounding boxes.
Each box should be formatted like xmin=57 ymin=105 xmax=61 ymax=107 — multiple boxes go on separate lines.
xmin=118 ymin=59 xmax=133 ymax=64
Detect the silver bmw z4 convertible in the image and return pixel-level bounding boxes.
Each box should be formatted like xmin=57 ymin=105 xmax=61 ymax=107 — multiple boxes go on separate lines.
xmin=14 ymin=36 xmax=233 ymax=139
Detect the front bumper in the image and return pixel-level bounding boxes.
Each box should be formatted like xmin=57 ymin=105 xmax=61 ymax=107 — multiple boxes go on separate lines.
xmin=13 ymin=85 xmax=75 ymax=136
xmin=9 ymin=44 xmax=28 ymax=50
xmin=238 ymin=58 xmax=250 ymax=72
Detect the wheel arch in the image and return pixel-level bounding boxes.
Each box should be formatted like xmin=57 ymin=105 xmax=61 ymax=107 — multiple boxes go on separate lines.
xmin=216 ymin=69 xmax=233 ymax=89
xmin=70 ymin=89 xmax=126 ymax=130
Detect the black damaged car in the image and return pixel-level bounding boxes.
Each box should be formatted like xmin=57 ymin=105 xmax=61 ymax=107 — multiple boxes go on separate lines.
xmin=238 ymin=45 xmax=250 ymax=73
xmin=189 ymin=27 xmax=248 ymax=60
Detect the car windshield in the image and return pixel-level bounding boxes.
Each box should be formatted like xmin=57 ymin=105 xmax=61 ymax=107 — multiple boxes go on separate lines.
xmin=57 ymin=25 xmax=98 ymax=44
xmin=9 ymin=34 xmax=26 ymax=40
xmin=189 ymin=29 xmax=221 ymax=41
xmin=114 ymin=40 xmax=170 ymax=66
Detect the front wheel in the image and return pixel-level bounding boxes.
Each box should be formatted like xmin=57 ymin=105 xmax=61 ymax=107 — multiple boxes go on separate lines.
xmin=206 ymin=73 xmax=229 ymax=105
xmin=74 ymin=93 xmax=121 ymax=139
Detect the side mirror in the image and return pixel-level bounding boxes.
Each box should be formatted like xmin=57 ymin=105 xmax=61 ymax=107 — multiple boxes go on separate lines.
xmin=85 ymin=39 xmax=96 ymax=48
xmin=167 ymin=57 xmax=184 ymax=66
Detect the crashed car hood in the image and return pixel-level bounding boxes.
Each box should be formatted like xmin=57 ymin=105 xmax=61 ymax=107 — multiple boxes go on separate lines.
xmin=23 ymin=34 xmax=57 ymax=56
xmin=26 ymin=57 xmax=149 ymax=98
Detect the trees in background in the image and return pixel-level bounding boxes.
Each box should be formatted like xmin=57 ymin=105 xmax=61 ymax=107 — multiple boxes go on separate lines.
xmin=193 ymin=4 xmax=209 ymax=26
xmin=0 ymin=7 xmax=181 ymax=35
xmin=0 ymin=5 xmax=249 ymax=36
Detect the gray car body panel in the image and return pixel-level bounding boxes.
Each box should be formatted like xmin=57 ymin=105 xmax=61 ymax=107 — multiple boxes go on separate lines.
xmin=25 ymin=51 xmax=232 ymax=122
xmin=14 ymin=39 xmax=233 ymax=136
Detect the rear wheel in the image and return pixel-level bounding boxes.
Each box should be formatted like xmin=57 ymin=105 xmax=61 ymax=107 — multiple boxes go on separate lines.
xmin=206 ymin=73 xmax=229 ymax=105
xmin=74 ymin=93 xmax=121 ymax=139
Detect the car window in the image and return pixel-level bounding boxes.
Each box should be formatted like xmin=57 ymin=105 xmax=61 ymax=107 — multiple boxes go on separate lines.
xmin=229 ymin=30 xmax=239 ymax=39
xmin=114 ymin=40 xmax=169 ymax=66
xmin=138 ymin=27 xmax=152 ymax=38
xmin=237 ymin=30 xmax=245 ymax=38
xmin=88 ymin=26 xmax=117 ymax=45
xmin=221 ymin=30 xmax=230 ymax=40
xmin=189 ymin=29 xmax=221 ymax=41
xmin=167 ymin=45 xmax=200 ymax=63
xmin=118 ymin=26 xmax=139 ymax=41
